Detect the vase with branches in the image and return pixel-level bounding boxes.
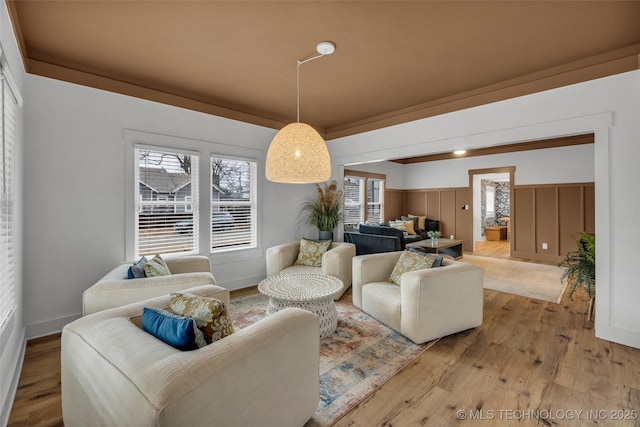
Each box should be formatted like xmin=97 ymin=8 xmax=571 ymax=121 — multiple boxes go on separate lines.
xmin=559 ymin=231 xmax=595 ymax=320
xmin=301 ymin=180 xmax=343 ymax=240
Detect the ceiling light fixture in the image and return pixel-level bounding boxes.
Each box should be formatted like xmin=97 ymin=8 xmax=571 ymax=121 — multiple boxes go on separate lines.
xmin=266 ymin=42 xmax=335 ymax=184
xmin=453 ymin=150 xmax=467 ymax=155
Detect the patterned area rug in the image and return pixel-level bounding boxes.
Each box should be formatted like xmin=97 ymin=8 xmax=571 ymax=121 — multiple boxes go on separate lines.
xmin=229 ymin=293 xmax=438 ymax=427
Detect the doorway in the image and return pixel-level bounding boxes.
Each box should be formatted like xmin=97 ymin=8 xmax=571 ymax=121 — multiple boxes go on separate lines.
xmin=469 ymin=167 xmax=515 ymax=259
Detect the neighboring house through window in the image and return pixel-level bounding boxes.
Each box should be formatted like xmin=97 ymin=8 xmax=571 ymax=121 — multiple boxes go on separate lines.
xmin=125 ymin=130 xmax=261 ymax=261
xmin=135 ymin=148 xmax=199 ymax=256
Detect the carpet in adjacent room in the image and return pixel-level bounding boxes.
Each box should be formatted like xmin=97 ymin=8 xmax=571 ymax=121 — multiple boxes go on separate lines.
xmin=229 ymin=293 xmax=438 ymax=427
xmin=461 ymin=254 xmax=566 ymax=303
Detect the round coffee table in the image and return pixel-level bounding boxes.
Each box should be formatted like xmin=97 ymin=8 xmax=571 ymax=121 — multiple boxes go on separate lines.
xmin=257 ymin=273 xmax=343 ymax=338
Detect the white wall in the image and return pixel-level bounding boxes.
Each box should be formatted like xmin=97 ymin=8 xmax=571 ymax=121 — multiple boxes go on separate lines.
xmin=0 ymin=0 xmax=26 ymax=424
xmin=23 ymin=75 xmax=316 ymax=338
xmin=344 ymin=160 xmax=405 ymax=188
xmin=402 ymin=143 xmax=594 ymax=188
xmin=329 ymin=70 xmax=640 ymax=349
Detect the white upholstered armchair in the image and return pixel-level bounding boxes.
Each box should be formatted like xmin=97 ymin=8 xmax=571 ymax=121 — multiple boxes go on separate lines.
xmin=352 ymin=251 xmax=484 ymax=343
xmin=83 ymin=255 xmax=219 ymax=315
xmin=266 ymin=241 xmax=356 ymax=299
xmin=63 ymin=285 xmax=320 ymax=427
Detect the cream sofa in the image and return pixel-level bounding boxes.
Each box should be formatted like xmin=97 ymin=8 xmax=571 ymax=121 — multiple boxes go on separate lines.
xmin=62 ymin=285 xmax=320 ymax=427
xmin=83 ymin=255 xmax=217 ymax=315
xmin=352 ymin=252 xmax=484 ymax=343
xmin=266 ymin=241 xmax=356 ymax=299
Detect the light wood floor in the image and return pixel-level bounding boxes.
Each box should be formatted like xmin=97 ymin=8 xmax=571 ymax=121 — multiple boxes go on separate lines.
xmin=471 ymin=239 xmax=558 ymax=266
xmin=8 ymin=286 xmax=640 ymax=426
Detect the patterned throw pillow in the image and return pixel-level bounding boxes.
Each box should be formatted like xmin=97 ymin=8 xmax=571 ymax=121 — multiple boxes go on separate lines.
xmin=388 ymin=250 xmax=436 ymax=285
xmin=170 ymin=293 xmax=235 ymax=344
xmin=294 ymin=238 xmax=331 ymax=267
xmin=144 ymin=254 xmax=172 ymax=277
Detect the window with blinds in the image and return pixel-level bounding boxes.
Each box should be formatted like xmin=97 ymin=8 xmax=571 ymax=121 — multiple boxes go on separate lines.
xmin=135 ymin=148 xmax=199 ymax=257
xmin=344 ymin=176 xmax=364 ymax=231
xmin=0 ymin=74 xmax=17 ymax=338
xmin=211 ymin=157 xmax=257 ymax=252
xmin=344 ymin=173 xmax=385 ymax=231
xmin=367 ymin=178 xmax=385 ymax=223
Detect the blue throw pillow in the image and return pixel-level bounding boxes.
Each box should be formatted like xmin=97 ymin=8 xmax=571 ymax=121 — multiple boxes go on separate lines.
xmin=142 ymin=307 xmax=206 ymax=351
xmin=127 ymin=257 xmax=148 ymax=279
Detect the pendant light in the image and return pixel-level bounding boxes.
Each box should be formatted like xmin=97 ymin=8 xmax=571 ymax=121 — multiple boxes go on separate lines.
xmin=266 ymin=42 xmax=335 ymax=184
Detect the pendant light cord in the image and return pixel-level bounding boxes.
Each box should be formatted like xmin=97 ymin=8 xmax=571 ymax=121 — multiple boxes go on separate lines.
xmin=296 ymin=51 xmax=329 ymax=124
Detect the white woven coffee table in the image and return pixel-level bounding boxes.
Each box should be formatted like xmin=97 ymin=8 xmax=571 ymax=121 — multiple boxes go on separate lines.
xmin=257 ymin=273 xmax=343 ymax=338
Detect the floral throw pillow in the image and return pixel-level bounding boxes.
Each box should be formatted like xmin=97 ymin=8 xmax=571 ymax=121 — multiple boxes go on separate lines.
xmin=388 ymin=250 xmax=436 ymax=285
xmin=294 ymin=238 xmax=331 ymax=267
xmin=144 ymin=254 xmax=171 ymax=277
xmin=169 ymin=293 xmax=235 ymax=344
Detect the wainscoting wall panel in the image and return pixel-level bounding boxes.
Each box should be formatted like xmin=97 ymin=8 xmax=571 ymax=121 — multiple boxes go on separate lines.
xmin=512 ymin=183 xmax=595 ymax=262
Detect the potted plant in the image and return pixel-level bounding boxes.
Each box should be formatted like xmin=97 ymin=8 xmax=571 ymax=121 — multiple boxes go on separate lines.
xmin=559 ymin=231 xmax=595 ymax=320
xmin=427 ymin=230 xmax=442 ymax=244
xmin=301 ymin=180 xmax=343 ymax=240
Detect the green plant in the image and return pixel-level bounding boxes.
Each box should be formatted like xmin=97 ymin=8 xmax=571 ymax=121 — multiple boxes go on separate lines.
xmin=427 ymin=230 xmax=442 ymax=239
xmin=301 ymin=180 xmax=343 ymax=232
xmin=559 ymin=231 xmax=595 ymax=300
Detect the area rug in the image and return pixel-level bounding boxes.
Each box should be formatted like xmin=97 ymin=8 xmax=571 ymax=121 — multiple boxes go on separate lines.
xmin=229 ymin=293 xmax=438 ymax=427
xmin=461 ymin=254 xmax=567 ymax=303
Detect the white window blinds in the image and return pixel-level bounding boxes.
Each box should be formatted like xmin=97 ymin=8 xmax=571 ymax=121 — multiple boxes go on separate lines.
xmin=344 ymin=176 xmax=364 ymax=231
xmin=344 ymin=174 xmax=386 ymax=230
xmin=0 ymin=74 xmax=17 ymax=337
xmin=367 ymin=178 xmax=385 ymax=223
xmin=211 ymin=157 xmax=257 ymax=252
xmin=135 ymin=148 xmax=199 ymax=257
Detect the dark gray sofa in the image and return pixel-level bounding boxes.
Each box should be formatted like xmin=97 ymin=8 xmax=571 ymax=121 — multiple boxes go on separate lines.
xmin=344 ymin=221 xmax=439 ymax=255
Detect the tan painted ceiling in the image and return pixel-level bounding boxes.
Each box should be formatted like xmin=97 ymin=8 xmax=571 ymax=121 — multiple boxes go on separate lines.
xmin=8 ymin=1 xmax=640 ymax=140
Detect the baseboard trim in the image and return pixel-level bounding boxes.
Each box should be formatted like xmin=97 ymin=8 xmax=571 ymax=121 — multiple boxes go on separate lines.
xmin=25 ymin=313 xmax=81 ymax=340
xmin=220 ymin=274 xmax=266 ymax=292
xmin=0 ymin=336 xmax=26 ymax=427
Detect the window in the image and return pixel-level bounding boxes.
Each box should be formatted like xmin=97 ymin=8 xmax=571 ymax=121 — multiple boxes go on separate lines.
xmin=343 ymin=176 xmax=364 ymax=231
xmin=135 ymin=148 xmax=199 ymax=257
xmin=366 ymin=178 xmax=385 ymax=223
xmin=211 ymin=157 xmax=257 ymax=252
xmin=344 ymin=171 xmax=385 ymax=231
xmin=0 ymin=70 xmax=18 ymax=339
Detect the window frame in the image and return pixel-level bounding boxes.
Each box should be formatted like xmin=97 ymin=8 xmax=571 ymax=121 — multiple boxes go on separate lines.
xmin=124 ymin=130 xmax=263 ymax=264
xmin=343 ymin=169 xmax=386 ymax=230
xmin=210 ymin=155 xmax=258 ymax=253
xmin=0 ymin=64 xmax=20 ymax=345
xmin=134 ymin=146 xmax=200 ymax=257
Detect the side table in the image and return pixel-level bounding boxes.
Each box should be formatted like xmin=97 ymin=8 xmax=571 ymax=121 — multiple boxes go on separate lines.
xmin=257 ymin=273 xmax=343 ymax=338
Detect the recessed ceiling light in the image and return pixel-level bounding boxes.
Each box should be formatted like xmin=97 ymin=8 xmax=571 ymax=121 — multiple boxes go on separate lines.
xmin=453 ymin=150 xmax=467 ymax=155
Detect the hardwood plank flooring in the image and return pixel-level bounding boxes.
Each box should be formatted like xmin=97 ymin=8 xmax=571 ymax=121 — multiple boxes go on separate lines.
xmin=9 ymin=286 xmax=640 ymax=427
xmin=472 ymin=239 xmax=558 ymax=266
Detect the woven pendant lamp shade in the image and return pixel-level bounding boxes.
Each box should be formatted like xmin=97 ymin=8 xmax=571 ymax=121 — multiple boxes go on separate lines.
xmin=266 ymin=122 xmax=331 ymax=184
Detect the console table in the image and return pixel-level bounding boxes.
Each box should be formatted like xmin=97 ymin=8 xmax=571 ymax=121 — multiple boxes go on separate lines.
xmin=406 ymin=238 xmax=464 ymax=259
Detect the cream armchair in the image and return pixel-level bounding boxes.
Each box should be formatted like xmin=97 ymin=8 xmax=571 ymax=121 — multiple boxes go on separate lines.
xmin=352 ymin=252 xmax=483 ymax=343
xmin=62 ymin=285 xmax=320 ymax=427
xmin=266 ymin=241 xmax=356 ymax=299
xmin=83 ymin=255 xmax=218 ymax=315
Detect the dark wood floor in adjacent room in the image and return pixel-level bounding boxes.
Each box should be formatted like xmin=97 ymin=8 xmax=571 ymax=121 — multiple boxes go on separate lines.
xmin=8 ymin=284 xmax=640 ymax=426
